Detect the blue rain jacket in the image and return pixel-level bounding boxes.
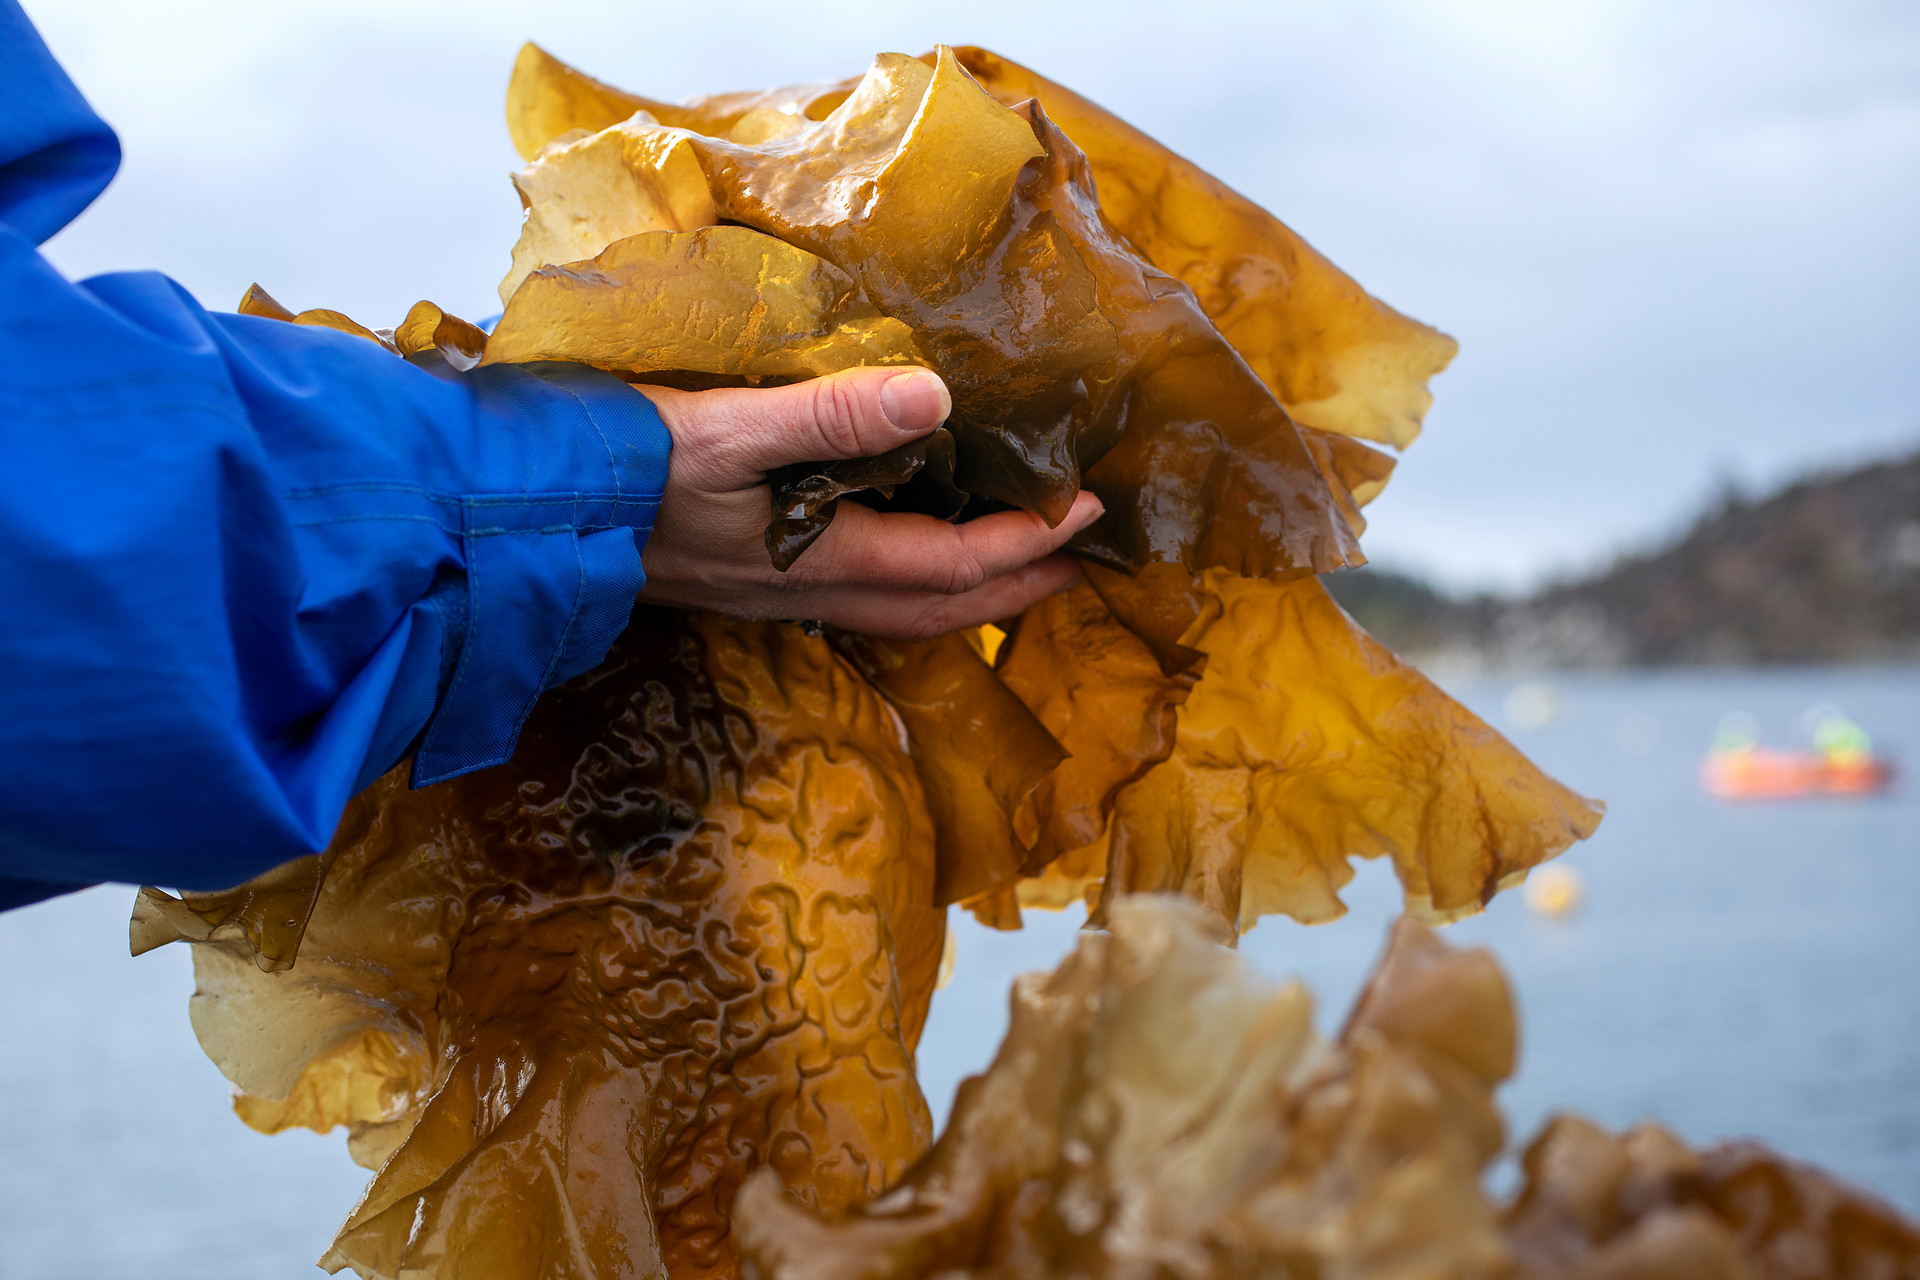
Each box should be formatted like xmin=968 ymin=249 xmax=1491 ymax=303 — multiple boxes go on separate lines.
xmin=0 ymin=0 xmax=672 ymax=909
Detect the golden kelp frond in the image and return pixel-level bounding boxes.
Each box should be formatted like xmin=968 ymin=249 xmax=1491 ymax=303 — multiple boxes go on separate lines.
xmin=1091 ymin=573 xmax=1603 ymax=932
xmin=499 ymin=116 xmax=718 ymax=306
xmin=393 ymin=301 xmax=488 ymax=371
xmin=692 ymin=50 xmax=1359 ymax=574
xmin=1504 ymin=1114 xmax=1920 ymax=1279
xmin=994 ymin=582 xmax=1189 ymax=878
xmin=950 ymin=45 xmax=1458 ymax=452
xmin=167 ymin=612 xmax=944 ymax=1280
xmin=297 ymin=308 xmax=396 ymax=351
xmin=506 ymin=41 xmax=858 ymax=160
xmin=507 ymin=42 xmax=652 ymax=159
xmin=229 ymin=1026 xmax=423 ymax=1171
xmin=235 ymin=289 xmax=494 ymax=374
xmin=236 ymin=282 xmax=297 ymax=321
xmin=485 ymin=226 xmax=920 ymax=384
xmin=128 ymin=852 xmax=330 ymax=973
xmin=1302 ymin=424 xmax=1397 ymax=536
xmin=732 ymin=897 xmax=1513 ymax=1280
xmin=828 ymin=628 xmax=1066 ymax=907
xmin=502 ymin=45 xmax=1360 ymax=577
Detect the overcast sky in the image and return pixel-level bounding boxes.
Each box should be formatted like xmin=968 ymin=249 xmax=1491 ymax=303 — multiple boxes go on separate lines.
xmin=25 ymin=0 xmax=1920 ymax=590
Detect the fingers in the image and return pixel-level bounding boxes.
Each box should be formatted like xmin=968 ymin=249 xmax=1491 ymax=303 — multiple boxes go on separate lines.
xmin=790 ymin=490 xmax=1105 ymax=594
xmin=635 ymin=367 xmax=952 ymax=492
xmin=804 ymin=554 xmax=1086 ymax=640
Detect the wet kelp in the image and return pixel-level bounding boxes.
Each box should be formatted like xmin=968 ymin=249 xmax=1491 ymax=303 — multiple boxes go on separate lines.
xmin=735 ymin=897 xmax=1920 ymax=1280
xmin=108 ymin=40 xmax=1830 ymax=1280
xmin=736 ymin=898 xmax=1519 ymax=1280
xmin=490 ymin=47 xmax=1375 ymax=576
xmin=152 ymin=613 xmax=946 ymax=1278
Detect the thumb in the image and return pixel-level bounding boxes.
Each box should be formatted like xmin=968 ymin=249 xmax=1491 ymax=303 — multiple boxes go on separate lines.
xmin=642 ymin=367 xmax=952 ymax=492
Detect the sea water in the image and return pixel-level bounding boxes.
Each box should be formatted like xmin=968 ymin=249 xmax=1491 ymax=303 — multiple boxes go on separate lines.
xmin=2 ymin=667 xmax=1915 ymax=1277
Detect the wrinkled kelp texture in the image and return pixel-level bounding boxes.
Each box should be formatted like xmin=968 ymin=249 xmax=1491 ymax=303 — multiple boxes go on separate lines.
xmin=145 ymin=613 xmax=946 ymax=1279
xmin=1504 ymin=1113 xmax=1920 ymax=1280
xmin=735 ymin=897 xmax=1920 ymax=1280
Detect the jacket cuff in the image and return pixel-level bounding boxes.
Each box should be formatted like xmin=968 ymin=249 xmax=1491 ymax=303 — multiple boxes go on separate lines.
xmin=411 ymin=363 xmax=670 ymax=786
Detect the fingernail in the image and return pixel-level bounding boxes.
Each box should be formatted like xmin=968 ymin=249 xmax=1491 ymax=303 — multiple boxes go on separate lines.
xmin=879 ymin=370 xmax=951 ymax=431
xmin=1070 ymin=492 xmax=1106 ymax=531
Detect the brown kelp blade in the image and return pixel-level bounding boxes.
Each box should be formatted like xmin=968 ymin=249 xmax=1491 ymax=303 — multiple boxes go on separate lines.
xmin=498 ymin=114 xmax=719 ymax=306
xmin=736 ymin=897 xmax=1920 ymax=1280
xmin=494 ymin=45 xmax=1362 ymax=578
xmin=485 ymin=225 xmax=921 ymax=384
xmin=951 ymin=45 xmax=1458 ymax=454
xmin=828 ymin=627 xmax=1066 ymax=906
xmin=981 ymin=569 xmax=1602 ymax=936
xmin=164 ymin=612 xmax=945 ymax=1280
xmin=764 ymin=427 xmax=964 ymax=571
xmin=506 ymin=41 xmax=858 ymax=159
xmin=731 ymin=899 xmax=1513 ymax=1280
xmin=994 ymin=582 xmax=1189 ymax=879
xmin=1093 ymin=573 xmax=1604 ymax=933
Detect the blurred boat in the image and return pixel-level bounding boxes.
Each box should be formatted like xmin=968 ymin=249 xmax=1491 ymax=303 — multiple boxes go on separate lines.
xmin=1700 ymin=747 xmax=1894 ymax=799
xmin=1701 ymin=705 xmax=1893 ymax=798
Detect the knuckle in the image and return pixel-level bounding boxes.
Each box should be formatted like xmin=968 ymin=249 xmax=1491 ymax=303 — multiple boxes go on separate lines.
xmin=933 ymin=548 xmax=989 ymax=595
xmin=684 ymin=399 xmax=754 ymax=482
xmin=806 ymin=376 xmax=871 ymax=457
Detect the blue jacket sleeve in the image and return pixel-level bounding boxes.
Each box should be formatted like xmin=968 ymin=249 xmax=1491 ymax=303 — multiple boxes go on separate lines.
xmin=0 ymin=0 xmax=672 ymax=907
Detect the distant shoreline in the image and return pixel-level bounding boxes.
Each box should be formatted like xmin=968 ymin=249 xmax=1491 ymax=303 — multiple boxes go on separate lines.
xmin=1330 ymin=447 xmax=1920 ymax=672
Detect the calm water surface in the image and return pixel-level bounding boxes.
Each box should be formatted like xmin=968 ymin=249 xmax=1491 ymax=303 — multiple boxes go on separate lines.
xmin=3 ymin=667 xmax=1916 ymax=1276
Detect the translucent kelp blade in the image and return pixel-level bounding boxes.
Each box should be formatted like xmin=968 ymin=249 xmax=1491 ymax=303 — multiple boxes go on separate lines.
xmin=485 ymin=225 xmax=920 ymax=383
xmin=732 ymin=898 xmax=1512 ymax=1280
xmin=128 ymin=852 xmax=330 ymax=973
xmin=235 ymin=284 xmax=400 ymax=353
xmin=676 ymin=49 xmax=1095 ymax=527
xmin=1067 ymin=572 xmax=1601 ymax=934
xmin=533 ymin=46 xmax=1359 ymax=576
xmin=1504 ymin=1113 xmax=1920 ymax=1279
xmin=393 ymin=301 xmax=488 ymax=371
xmin=498 ymin=116 xmax=718 ymax=306
xmin=506 ymin=41 xmax=858 ymax=159
xmin=510 ymin=45 xmax=1449 ymax=457
xmin=950 ymin=46 xmax=1458 ymax=452
xmin=731 ymin=896 xmax=1920 ymax=1280
xmin=828 ymin=628 xmax=1066 ymax=906
xmin=993 ymin=582 xmax=1188 ymax=877
xmin=1007 ymin=99 xmax=1361 ymax=577
xmin=1301 ymin=424 xmax=1396 ymax=536
xmin=297 ymin=309 xmax=395 ymax=351
xmin=237 ymin=282 xmax=297 ymax=321
xmin=228 ymin=1025 xmax=422 ymax=1170
xmin=695 ymin=50 xmax=1359 ymax=573
xmin=507 ymin=42 xmax=653 ymax=159
xmin=167 ymin=612 xmax=943 ymax=1280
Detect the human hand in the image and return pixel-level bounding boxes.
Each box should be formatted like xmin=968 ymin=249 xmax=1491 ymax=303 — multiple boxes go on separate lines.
xmin=631 ymin=368 xmax=1103 ymax=639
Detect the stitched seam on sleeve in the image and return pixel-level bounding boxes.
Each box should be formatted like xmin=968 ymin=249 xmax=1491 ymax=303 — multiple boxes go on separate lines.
xmin=428 ymin=526 xmax=486 ymax=751
xmin=286 ymin=482 xmax=638 ymax=502
xmin=288 ymin=510 xmax=656 ymax=535
xmin=535 ymin=532 xmax=592 ymax=698
xmin=536 ymin=374 xmax=623 ymax=502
